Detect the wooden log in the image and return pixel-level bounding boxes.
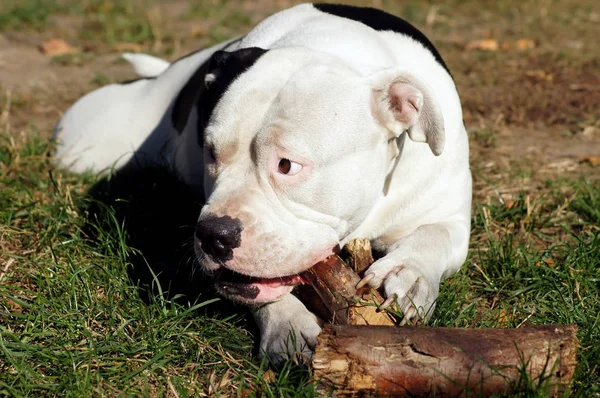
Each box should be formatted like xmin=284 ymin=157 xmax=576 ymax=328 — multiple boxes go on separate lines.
xmin=297 ymin=239 xmax=579 ymax=396
xmin=344 ymin=238 xmax=374 ymax=274
xmin=313 ymin=324 xmax=579 ymax=397
xmin=296 ymin=251 xmax=394 ymax=326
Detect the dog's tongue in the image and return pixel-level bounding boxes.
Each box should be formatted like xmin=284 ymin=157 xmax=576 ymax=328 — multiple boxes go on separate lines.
xmin=250 ymin=274 xmax=305 ymax=302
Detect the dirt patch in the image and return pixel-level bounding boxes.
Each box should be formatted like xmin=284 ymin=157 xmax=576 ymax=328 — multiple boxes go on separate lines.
xmin=0 ymin=0 xmax=598 ymax=182
xmin=458 ymin=54 xmax=600 ymax=127
xmin=0 ymin=32 xmax=135 ymax=133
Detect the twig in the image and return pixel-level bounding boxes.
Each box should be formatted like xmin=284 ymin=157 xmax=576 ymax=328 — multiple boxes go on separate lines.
xmin=516 ymin=311 xmax=536 ymax=328
xmin=1 ymin=89 xmax=11 ymax=134
xmin=167 ymin=377 xmax=180 ymax=398
xmin=0 ymin=258 xmax=15 ymax=282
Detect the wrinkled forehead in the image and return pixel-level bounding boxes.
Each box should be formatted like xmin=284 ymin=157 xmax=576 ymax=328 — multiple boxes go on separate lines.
xmin=272 ymin=63 xmax=365 ymax=123
xmin=206 ymin=48 xmax=362 ymax=142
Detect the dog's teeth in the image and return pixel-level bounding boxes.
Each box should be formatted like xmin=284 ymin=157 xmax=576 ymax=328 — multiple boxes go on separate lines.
xmin=355 ymin=274 xmax=374 ymax=289
xmin=377 ymin=294 xmax=397 ymax=312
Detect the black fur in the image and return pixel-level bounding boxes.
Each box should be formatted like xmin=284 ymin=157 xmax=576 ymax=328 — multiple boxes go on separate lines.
xmin=196 ymin=47 xmax=268 ymax=134
xmin=170 ymin=47 xmax=268 ymax=142
xmin=171 ymin=60 xmax=211 ymax=134
xmin=171 ymin=36 xmax=244 ymax=66
xmin=313 ymin=3 xmax=450 ymax=74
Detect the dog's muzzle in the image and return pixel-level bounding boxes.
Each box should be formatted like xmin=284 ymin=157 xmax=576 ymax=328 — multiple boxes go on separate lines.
xmin=195 ymin=215 xmax=306 ymax=304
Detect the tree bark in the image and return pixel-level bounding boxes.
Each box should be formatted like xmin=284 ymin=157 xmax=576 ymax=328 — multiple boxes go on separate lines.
xmin=312 ymin=324 xmax=579 ymax=397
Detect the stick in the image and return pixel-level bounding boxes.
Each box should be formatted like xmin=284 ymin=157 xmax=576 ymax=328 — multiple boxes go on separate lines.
xmin=296 ymin=240 xmax=393 ymax=326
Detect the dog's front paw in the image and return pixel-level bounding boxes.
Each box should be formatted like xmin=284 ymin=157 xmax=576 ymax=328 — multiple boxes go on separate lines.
xmin=257 ymin=300 xmax=322 ymax=365
xmin=359 ymin=256 xmax=439 ymax=323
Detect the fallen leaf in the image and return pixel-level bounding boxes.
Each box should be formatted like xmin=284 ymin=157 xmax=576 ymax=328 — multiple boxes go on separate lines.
xmin=7 ymin=298 xmax=22 ymax=314
xmin=112 ymin=42 xmax=143 ymax=52
xmin=465 ymin=39 xmax=498 ymax=51
xmin=496 ymin=309 xmax=513 ymax=326
xmin=263 ymin=369 xmax=276 ymax=383
xmin=569 ymin=84 xmax=600 ymax=91
xmin=580 ymin=156 xmax=600 ymax=166
xmin=515 ymin=39 xmax=536 ymax=50
xmin=40 ymin=38 xmax=77 ymax=56
xmin=536 ymin=259 xmax=555 ymax=268
xmin=189 ymin=26 xmax=209 ymax=38
xmin=500 ymin=39 xmax=536 ymax=51
xmin=564 ymin=40 xmax=584 ymax=50
xmin=525 ymin=69 xmax=553 ymax=82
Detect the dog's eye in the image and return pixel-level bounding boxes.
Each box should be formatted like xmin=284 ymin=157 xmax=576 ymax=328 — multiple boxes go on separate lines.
xmin=278 ymin=159 xmax=302 ymax=175
xmin=204 ymin=145 xmax=216 ymax=163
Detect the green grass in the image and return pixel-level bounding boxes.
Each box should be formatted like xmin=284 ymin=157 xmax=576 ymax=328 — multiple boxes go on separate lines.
xmin=434 ymin=178 xmax=600 ymax=396
xmin=2 ymin=121 xmax=599 ymax=397
xmin=0 ymin=0 xmax=68 ymax=30
xmin=0 ymin=136 xmax=310 ymax=395
xmin=185 ymin=0 xmax=255 ymax=45
xmin=1 ymin=0 xmax=599 ymax=395
xmin=0 ymin=0 xmax=152 ymax=43
xmin=81 ymin=1 xmax=155 ymax=44
xmin=0 ymin=131 xmax=318 ymax=396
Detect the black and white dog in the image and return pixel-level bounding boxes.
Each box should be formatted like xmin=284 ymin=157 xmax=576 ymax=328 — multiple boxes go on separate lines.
xmin=54 ymin=4 xmax=472 ymax=361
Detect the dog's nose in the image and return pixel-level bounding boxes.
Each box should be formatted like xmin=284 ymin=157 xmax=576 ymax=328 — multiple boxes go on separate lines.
xmin=195 ymin=216 xmax=243 ymax=262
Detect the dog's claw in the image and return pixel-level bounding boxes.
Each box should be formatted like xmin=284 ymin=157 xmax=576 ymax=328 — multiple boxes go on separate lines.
xmin=377 ymin=293 xmax=397 ymax=312
xmin=400 ymin=307 xmax=417 ymax=325
xmin=356 ymin=273 xmax=374 ymax=289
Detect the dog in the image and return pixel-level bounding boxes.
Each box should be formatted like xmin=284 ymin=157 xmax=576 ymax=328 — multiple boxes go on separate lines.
xmin=53 ymin=3 xmax=472 ymax=363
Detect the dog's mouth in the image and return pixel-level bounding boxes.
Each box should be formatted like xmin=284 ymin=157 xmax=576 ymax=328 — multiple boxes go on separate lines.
xmin=213 ymin=268 xmax=307 ymax=304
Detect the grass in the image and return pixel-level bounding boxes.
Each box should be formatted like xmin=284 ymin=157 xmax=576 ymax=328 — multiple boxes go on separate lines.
xmin=0 ymin=0 xmax=68 ymax=30
xmin=433 ymin=177 xmax=600 ymax=396
xmin=0 ymin=0 xmax=152 ymax=43
xmin=1 ymin=0 xmax=599 ymax=396
xmin=2 ymin=109 xmax=599 ymax=398
xmin=80 ymin=1 xmax=155 ymax=44
xmin=0 ymin=131 xmax=316 ymax=396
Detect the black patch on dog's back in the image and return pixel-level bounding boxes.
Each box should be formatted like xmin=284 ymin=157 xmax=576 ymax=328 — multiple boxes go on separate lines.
xmin=119 ymin=38 xmax=245 ymax=90
xmin=171 ymin=36 xmax=244 ymax=65
xmin=171 ymin=60 xmax=211 ymax=134
xmin=313 ymin=3 xmax=450 ymax=74
xmin=197 ymin=47 xmax=268 ymax=130
xmin=171 ymin=47 xmax=268 ymax=141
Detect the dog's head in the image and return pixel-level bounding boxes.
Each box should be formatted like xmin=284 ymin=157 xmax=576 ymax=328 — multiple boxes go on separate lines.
xmin=173 ymin=47 xmax=445 ymax=304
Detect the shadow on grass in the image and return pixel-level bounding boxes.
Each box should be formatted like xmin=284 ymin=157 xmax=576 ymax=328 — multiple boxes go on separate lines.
xmin=80 ymin=164 xmax=259 ymax=344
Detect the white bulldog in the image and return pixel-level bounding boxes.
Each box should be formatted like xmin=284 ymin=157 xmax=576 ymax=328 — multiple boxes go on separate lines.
xmin=53 ymin=4 xmax=472 ymax=363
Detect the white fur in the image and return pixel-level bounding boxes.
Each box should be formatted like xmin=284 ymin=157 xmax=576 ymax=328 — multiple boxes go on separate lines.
xmin=54 ymin=4 xmax=472 ymax=364
xmin=53 ymin=38 xmax=240 ymax=175
xmin=122 ymin=53 xmax=170 ymax=77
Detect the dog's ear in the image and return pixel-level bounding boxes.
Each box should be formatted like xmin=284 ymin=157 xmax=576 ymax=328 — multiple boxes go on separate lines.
xmin=369 ymin=69 xmax=445 ymax=156
xmin=171 ymin=47 xmax=268 ymax=136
